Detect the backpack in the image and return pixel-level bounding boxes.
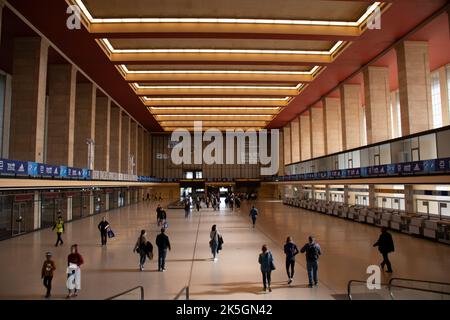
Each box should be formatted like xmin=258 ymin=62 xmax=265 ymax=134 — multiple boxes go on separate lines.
xmin=306 ymin=244 xmax=319 ymax=261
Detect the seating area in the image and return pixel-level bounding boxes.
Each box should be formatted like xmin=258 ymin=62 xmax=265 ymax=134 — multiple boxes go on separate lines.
xmin=283 ymin=197 xmax=450 ymax=244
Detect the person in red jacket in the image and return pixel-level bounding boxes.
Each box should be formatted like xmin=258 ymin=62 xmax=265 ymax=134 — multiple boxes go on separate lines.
xmin=66 ymin=244 xmax=84 ymax=298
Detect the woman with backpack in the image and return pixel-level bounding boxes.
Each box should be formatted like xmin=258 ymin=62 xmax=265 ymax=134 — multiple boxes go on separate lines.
xmin=209 ymin=225 xmax=222 ymax=261
xmin=133 ymin=230 xmax=153 ymax=271
xmin=258 ymin=244 xmax=275 ymax=292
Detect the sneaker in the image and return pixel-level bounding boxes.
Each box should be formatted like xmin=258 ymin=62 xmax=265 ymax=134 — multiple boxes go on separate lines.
xmin=268 ymin=287 xmax=272 ymax=292
xmin=308 ymin=284 xmax=313 ymax=288
xmin=314 ymin=283 xmax=318 ymax=287
xmin=162 ymin=268 xmax=166 ymax=272
xmin=288 ymin=278 xmax=292 ymax=285
xmin=263 ymin=287 xmax=267 ymax=292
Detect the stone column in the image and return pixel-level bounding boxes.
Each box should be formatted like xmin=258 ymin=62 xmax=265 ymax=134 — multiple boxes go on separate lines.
xmin=129 ymin=120 xmax=137 ymax=174
xmin=343 ymin=185 xmax=349 ymax=205
xmin=2 ymin=73 xmax=12 ymax=158
xmin=278 ymin=130 xmax=284 ymax=175
xmin=368 ymin=184 xmax=376 ymax=209
xmin=290 ymin=118 xmax=301 ymax=163
xmin=438 ymin=66 xmax=450 ymax=126
xmin=67 ymin=197 xmax=73 ymax=221
xmin=404 ymin=185 xmax=414 ymax=214
xmin=323 ymin=97 xmax=342 ymax=154
xmin=283 ymin=125 xmax=291 ymax=165
xmin=109 ymin=104 xmax=121 ymax=173
xmin=46 ymin=65 xmax=76 ymax=166
xmin=390 ymin=91 xmax=401 ymax=138
xmin=138 ymin=126 xmax=144 ymax=176
xmin=9 ymin=37 xmax=48 ymax=162
xmin=33 ymin=191 xmax=41 ymax=230
xmin=73 ymin=83 xmax=96 ymax=168
xmin=300 ymin=113 xmax=311 ymax=160
xmin=121 ymin=113 xmax=130 ymax=174
xmin=94 ymin=96 xmax=110 ymax=171
xmin=363 ymin=66 xmax=391 ymax=144
xmin=340 ymin=84 xmax=362 ymax=150
xmin=396 ymin=41 xmax=433 ymax=135
xmin=310 ymin=107 xmax=325 ymax=158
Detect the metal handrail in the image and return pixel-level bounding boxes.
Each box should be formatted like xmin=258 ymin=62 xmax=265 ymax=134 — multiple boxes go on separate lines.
xmin=174 ymin=286 xmax=190 ymax=300
xmin=389 ymin=277 xmax=450 ymax=287
xmin=348 ymin=280 xmax=450 ymax=300
xmin=106 ymin=286 xmax=144 ymax=300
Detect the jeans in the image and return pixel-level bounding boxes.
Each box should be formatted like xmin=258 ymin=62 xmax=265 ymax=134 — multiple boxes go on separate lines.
xmin=139 ymin=252 xmax=146 ymax=268
xmin=306 ymin=260 xmax=318 ymax=286
xmin=211 ymin=241 xmax=218 ymax=258
xmin=251 ymin=217 xmax=256 ymax=226
xmin=158 ymin=249 xmax=168 ymax=270
xmin=43 ymin=276 xmax=53 ymax=296
xmin=100 ymin=231 xmax=107 ymax=245
xmin=381 ymin=252 xmax=393 ymax=272
xmin=286 ymin=260 xmax=295 ymax=279
xmin=262 ymin=271 xmax=272 ymax=288
xmin=55 ymin=232 xmax=63 ymax=246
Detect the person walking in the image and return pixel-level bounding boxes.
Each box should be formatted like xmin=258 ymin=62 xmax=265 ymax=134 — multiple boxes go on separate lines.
xmin=66 ymin=244 xmax=84 ymax=298
xmin=258 ymin=244 xmax=275 ymax=292
xmin=52 ymin=215 xmax=65 ymax=247
xmin=184 ymin=200 xmax=191 ymax=218
xmin=97 ymin=216 xmax=110 ymax=246
xmin=249 ymin=206 xmax=258 ymax=228
xmin=300 ymin=236 xmax=322 ymax=288
xmin=156 ymin=228 xmax=171 ymax=272
xmin=373 ymin=227 xmax=395 ymax=273
xmin=284 ymin=236 xmax=299 ymax=284
xmin=133 ymin=230 xmax=150 ymax=271
xmin=156 ymin=204 xmax=163 ymax=226
xmin=41 ymin=252 xmax=56 ymax=298
xmin=209 ymin=225 xmax=221 ymax=261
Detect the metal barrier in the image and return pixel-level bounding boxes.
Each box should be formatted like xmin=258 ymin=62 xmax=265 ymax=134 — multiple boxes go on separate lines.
xmin=106 ymin=286 xmax=144 ymax=300
xmin=174 ymin=286 xmax=190 ymax=300
xmin=348 ymin=279 xmax=450 ymax=300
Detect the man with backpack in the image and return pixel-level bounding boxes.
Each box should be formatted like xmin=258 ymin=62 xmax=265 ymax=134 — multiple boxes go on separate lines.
xmin=300 ymin=236 xmax=322 ymax=288
xmin=249 ymin=206 xmax=258 ymax=228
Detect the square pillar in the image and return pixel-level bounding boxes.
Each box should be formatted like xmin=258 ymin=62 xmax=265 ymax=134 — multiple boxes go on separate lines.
xmin=278 ymin=130 xmax=285 ymax=175
xmin=390 ymin=91 xmax=401 ymax=138
xmin=73 ymin=83 xmax=96 ymax=168
xmin=33 ymin=191 xmax=41 ymax=230
xmin=121 ymin=113 xmax=130 ymax=174
xmin=300 ymin=113 xmax=311 ymax=160
xmin=138 ymin=126 xmax=144 ymax=176
xmin=130 ymin=120 xmax=137 ymax=174
xmin=95 ymin=96 xmax=110 ymax=171
xmin=10 ymin=37 xmax=49 ymax=162
xmin=404 ymin=185 xmax=414 ymax=214
xmin=340 ymin=84 xmax=362 ymax=150
xmin=396 ymin=41 xmax=433 ymax=135
xmin=438 ymin=66 xmax=450 ymax=126
xmin=2 ymin=73 xmax=12 ymax=158
xmin=290 ymin=118 xmax=301 ymax=163
xmin=310 ymin=107 xmax=325 ymax=158
xmin=109 ymin=104 xmax=121 ymax=173
xmin=47 ymin=64 xmax=77 ymax=166
xmin=283 ymin=125 xmax=291 ymax=165
xmin=67 ymin=197 xmax=73 ymax=221
xmin=323 ymin=97 xmax=342 ymax=155
xmin=363 ymin=66 xmax=391 ymax=144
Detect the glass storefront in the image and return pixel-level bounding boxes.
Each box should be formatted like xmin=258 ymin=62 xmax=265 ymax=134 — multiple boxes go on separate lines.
xmin=41 ymin=193 xmax=67 ymax=228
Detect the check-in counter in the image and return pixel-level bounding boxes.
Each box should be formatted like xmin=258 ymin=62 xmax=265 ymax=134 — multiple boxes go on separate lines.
xmin=423 ymin=219 xmax=439 ymax=239
xmin=437 ymin=220 xmax=450 ymax=244
xmin=358 ymin=208 xmax=368 ymax=223
xmin=380 ymin=212 xmax=392 ymax=228
xmin=409 ymin=216 xmax=425 ymax=236
xmin=366 ymin=209 xmax=381 ymax=225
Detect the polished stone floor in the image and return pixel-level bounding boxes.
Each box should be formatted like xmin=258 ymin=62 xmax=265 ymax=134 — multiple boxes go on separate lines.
xmin=0 ymin=199 xmax=449 ymax=300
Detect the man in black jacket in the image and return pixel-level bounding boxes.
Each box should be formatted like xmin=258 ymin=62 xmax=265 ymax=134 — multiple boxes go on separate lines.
xmin=156 ymin=228 xmax=171 ymax=272
xmin=373 ymin=227 xmax=395 ymax=273
xmin=97 ymin=217 xmax=110 ymax=246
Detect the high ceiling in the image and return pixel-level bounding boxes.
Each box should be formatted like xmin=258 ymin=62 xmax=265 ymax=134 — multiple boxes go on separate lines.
xmin=66 ymin=0 xmax=388 ymax=131
xmin=4 ymin=0 xmax=449 ymax=132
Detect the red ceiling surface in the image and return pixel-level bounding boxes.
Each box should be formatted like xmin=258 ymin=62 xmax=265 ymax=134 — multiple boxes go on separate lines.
xmin=2 ymin=0 xmax=449 ymax=131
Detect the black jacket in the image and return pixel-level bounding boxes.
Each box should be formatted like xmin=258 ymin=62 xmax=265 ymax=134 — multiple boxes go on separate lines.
xmin=156 ymin=233 xmax=171 ymax=250
xmin=373 ymin=232 xmax=395 ymax=253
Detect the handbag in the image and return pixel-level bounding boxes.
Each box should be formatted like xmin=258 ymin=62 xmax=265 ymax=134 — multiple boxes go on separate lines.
xmin=107 ymin=229 xmax=115 ymax=238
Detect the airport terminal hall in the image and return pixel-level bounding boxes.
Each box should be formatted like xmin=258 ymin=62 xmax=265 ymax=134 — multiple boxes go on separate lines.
xmin=0 ymin=0 xmax=450 ymax=304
